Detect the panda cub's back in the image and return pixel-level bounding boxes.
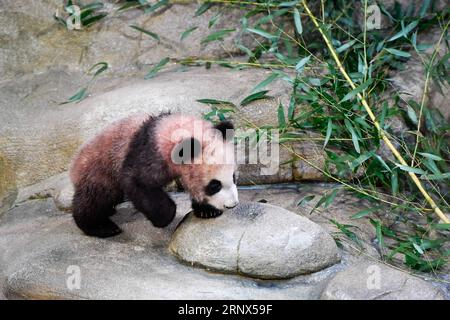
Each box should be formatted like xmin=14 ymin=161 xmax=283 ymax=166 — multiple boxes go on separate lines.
xmin=69 ymin=114 xmax=150 ymax=186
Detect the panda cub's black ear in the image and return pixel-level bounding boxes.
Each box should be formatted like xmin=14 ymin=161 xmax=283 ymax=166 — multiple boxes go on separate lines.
xmin=214 ymin=121 xmax=234 ymax=141
xmin=171 ymin=137 xmax=201 ymax=164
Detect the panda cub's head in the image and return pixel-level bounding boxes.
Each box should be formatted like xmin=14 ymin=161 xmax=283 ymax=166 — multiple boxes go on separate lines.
xmin=164 ymin=118 xmax=238 ymax=218
xmin=193 ymin=155 xmax=239 ymax=218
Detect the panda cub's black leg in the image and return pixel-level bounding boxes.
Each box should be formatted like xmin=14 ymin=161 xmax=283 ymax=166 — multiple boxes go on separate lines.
xmin=72 ymin=185 xmax=123 ymax=238
xmin=125 ymin=183 xmax=176 ymax=228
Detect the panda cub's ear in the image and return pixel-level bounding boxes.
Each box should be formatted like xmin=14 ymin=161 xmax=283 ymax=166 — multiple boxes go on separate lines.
xmin=171 ymin=137 xmax=201 ymax=164
xmin=214 ymin=121 xmax=234 ymax=141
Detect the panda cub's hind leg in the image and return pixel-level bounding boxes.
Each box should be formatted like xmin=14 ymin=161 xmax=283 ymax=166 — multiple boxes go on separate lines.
xmin=124 ymin=181 xmax=176 ymax=228
xmin=72 ymin=182 xmax=124 ymax=238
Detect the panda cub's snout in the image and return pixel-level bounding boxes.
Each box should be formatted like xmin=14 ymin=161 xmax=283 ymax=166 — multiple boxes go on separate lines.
xmin=204 ymin=176 xmax=239 ymax=210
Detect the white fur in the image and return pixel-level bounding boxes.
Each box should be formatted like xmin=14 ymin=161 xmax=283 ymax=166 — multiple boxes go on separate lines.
xmin=205 ymin=167 xmax=239 ymax=209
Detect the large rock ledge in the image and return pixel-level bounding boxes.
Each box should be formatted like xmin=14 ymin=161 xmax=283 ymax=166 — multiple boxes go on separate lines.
xmin=170 ymin=202 xmax=340 ymax=279
xmin=0 ymin=183 xmax=446 ymax=300
xmin=0 ymin=198 xmax=338 ymax=300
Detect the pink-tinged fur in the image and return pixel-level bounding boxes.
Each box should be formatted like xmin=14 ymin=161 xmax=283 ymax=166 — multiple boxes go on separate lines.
xmin=70 ymin=114 xmax=149 ymax=187
xmin=154 ymin=114 xmax=235 ymax=200
xmin=71 ymin=113 xmax=235 ymax=201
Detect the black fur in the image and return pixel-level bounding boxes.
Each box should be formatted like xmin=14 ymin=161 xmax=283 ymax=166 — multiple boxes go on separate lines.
xmin=214 ymin=121 xmax=234 ymax=140
xmin=72 ymin=183 xmax=124 ymax=238
xmin=192 ymin=199 xmax=223 ymax=218
xmin=120 ymin=115 xmax=177 ymax=229
xmin=205 ymin=179 xmax=222 ymax=196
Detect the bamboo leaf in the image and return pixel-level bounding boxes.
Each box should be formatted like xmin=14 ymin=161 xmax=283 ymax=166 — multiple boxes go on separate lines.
xmin=144 ymin=57 xmax=170 ymax=79
xmin=351 ymin=207 xmax=377 ymax=219
xmin=240 ymin=90 xmax=270 ymax=106
xmin=385 ymin=48 xmax=411 ymax=58
xmin=277 ymin=103 xmax=286 ymax=128
xmin=419 ymin=0 xmax=431 ymax=17
xmin=208 ymin=13 xmax=221 ymax=29
xmin=297 ymin=195 xmax=315 ymax=207
xmin=194 ymin=2 xmax=213 ymax=16
xmin=82 ymin=13 xmax=107 ymax=27
xmin=418 ymin=152 xmax=444 ymax=162
xmin=293 ymin=8 xmax=302 ymax=34
xmin=130 ymin=25 xmax=160 ymax=41
xmin=61 ymin=87 xmax=88 ymax=104
xmin=201 ymin=29 xmax=235 ymax=44
xmin=336 ymin=39 xmax=357 ymax=53
xmin=295 ymin=55 xmax=311 ymax=74
xmin=251 ymin=73 xmax=279 ymax=93
xmin=431 ymin=223 xmax=450 ymax=231
xmin=288 ymin=95 xmax=296 ymax=120
xmin=180 ymin=26 xmax=198 ymax=41
xmin=420 ymin=172 xmax=450 ymax=180
xmin=341 ymin=79 xmax=373 ymax=102
xmin=344 ymin=119 xmax=361 ymax=154
xmin=323 ymin=118 xmax=332 ymax=149
xmin=279 ymin=0 xmax=299 ymax=7
xmin=246 ymin=27 xmax=277 ymax=40
xmin=350 ymin=152 xmax=372 ymax=170
xmin=412 ymin=243 xmax=424 ymax=255
xmin=395 ymin=164 xmax=427 ymax=175
xmin=391 ymin=170 xmax=399 ymax=196
xmin=144 ymin=0 xmax=169 ymax=13
xmin=387 ymin=20 xmax=418 ymax=42
xmin=310 ymin=189 xmax=339 ymax=214
xmin=376 ymin=221 xmax=384 ymax=248
xmin=88 ymin=62 xmax=108 ymax=77
xmin=372 ymin=153 xmax=392 ymax=172
xmin=406 ymin=105 xmax=418 ymax=124
xmin=197 ymin=99 xmax=236 ymax=107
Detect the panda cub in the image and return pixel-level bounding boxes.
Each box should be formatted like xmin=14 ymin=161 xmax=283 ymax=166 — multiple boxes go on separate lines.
xmin=70 ymin=113 xmax=238 ymax=238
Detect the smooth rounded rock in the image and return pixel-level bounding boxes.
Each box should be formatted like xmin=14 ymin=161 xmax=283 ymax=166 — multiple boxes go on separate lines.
xmin=170 ymin=202 xmax=341 ymax=279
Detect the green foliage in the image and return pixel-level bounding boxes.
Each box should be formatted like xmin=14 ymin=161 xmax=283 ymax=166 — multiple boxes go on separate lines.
xmin=130 ymin=25 xmax=160 ymax=41
xmin=54 ymin=1 xmax=108 ymax=29
xmin=62 ymin=62 xmax=109 ymax=104
xmin=144 ymin=57 xmax=170 ymax=79
xmin=191 ymin=0 xmax=449 ymax=273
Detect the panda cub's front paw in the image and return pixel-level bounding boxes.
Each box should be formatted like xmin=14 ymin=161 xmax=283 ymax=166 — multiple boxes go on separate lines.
xmin=191 ymin=200 xmax=223 ymax=219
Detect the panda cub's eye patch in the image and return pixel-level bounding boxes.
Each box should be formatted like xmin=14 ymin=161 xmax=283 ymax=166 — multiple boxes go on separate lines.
xmin=205 ymin=179 xmax=222 ymax=196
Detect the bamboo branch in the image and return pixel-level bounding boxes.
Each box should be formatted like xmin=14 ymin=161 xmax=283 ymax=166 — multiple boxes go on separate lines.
xmin=301 ymin=0 xmax=449 ymax=223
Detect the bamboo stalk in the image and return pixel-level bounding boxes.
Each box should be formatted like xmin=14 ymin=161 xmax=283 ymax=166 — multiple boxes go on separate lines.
xmin=301 ymin=0 xmax=449 ymax=223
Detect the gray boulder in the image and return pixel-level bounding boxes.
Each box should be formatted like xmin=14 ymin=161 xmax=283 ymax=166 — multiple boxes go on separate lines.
xmin=0 ymin=197 xmax=336 ymax=300
xmin=170 ymin=202 xmax=341 ymax=279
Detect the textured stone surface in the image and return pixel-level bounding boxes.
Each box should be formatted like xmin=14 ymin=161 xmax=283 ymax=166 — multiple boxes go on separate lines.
xmin=0 ymin=197 xmax=337 ymax=300
xmin=0 ymin=1 xmax=244 ymax=80
xmin=239 ymin=185 xmax=381 ymax=258
xmin=321 ymin=260 xmax=445 ymax=300
xmin=1 ymin=182 xmax=447 ymax=299
xmin=170 ymin=202 xmax=341 ymax=279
